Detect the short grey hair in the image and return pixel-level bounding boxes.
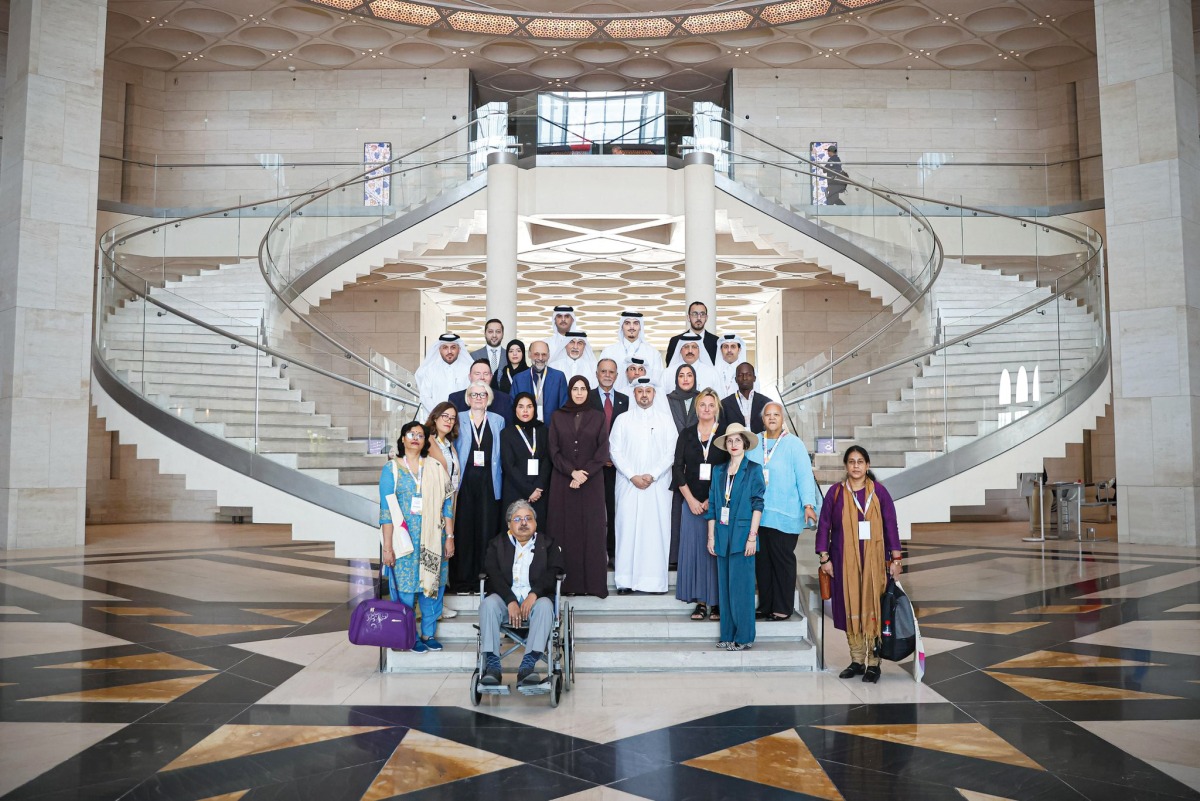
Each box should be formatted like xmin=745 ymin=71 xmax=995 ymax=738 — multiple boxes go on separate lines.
xmin=467 ymin=380 xmax=494 ymax=405
xmin=506 ymin=499 xmax=536 ymax=522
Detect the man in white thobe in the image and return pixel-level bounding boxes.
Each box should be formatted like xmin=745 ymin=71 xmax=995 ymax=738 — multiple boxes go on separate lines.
xmin=609 ymin=377 xmax=678 ymax=594
xmin=548 ymin=305 xmax=576 ymax=360
xmin=600 ymin=311 xmax=663 ymax=386
xmin=549 ymin=330 xmax=597 ymax=382
xmin=414 ymin=333 xmax=472 ymax=418
xmin=665 ymin=334 xmax=721 ymax=395
xmin=715 ymin=332 xmax=755 ymax=398
xmin=616 ymin=357 xmax=648 ymax=394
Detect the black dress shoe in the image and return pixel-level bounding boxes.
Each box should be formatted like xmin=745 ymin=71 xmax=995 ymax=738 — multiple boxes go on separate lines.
xmin=755 ymin=610 xmax=769 ymax=620
xmin=838 ymin=662 xmax=865 ymax=679
xmin=617 ymin=588 xmax=633 ymax=595
xmin=862 ymin=665 xmax=881 ymax=683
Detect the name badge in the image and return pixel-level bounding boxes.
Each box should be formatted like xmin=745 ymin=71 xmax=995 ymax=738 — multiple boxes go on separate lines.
xmin=762 ymin=468 xmax=769 ymax=486
xmin=410 ymin=496 xmax=423 ymax=515
xmin=720 ymin=506 xmax=730 ymax=525
xmin=858 ymin=520 xmax=872 ymax=540
xmin=537 ymin=404 xmax=544 ymax=421
xmin=473 ymin=450 xmax=485 ymax=467
xmin=527 ymin=458 xmax=539 ymax=476
xmin=699 ymin=463 xmax=712 ymax=481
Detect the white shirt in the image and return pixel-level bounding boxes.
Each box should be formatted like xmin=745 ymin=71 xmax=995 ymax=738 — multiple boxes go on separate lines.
xmin=510 ymin=533 xmax=537 ymax=602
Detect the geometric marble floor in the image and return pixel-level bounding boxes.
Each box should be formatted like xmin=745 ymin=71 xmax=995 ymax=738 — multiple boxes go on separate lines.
xmin=1 ymin=521 xmax=1197 ymax=800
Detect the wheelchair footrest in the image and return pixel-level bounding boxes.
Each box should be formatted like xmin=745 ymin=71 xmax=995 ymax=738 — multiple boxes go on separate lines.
xmin=516 ymin=680 xmax=553 ymax=696
xmin=479 ymin=685 xmax=510 ymax=696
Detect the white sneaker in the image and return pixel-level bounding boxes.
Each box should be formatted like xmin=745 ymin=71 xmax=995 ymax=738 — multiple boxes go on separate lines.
xmin=440 ymin=607 xmax=458 ymax=619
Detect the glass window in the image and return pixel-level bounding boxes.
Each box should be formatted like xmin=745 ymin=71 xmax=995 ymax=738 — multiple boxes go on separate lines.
xmin=536 ymin=91 xmax=666 ymax=154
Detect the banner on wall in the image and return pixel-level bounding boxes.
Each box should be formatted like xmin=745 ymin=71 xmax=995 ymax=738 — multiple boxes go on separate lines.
xmin=364 ymin=142 xmax=391 ymax=207
xmin=810 ymin=141 xmax=836 ymax=205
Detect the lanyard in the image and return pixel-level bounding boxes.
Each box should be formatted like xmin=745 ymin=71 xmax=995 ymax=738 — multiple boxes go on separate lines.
xmin=399 ymin=456 xmax=423 ymax=486
xmin=533 ymin=370 xmax=546 ymax=401
xmin=763 ymin=429 xmax=787 ymax=464
xmin=516 ymin=425 xmax=537 ymax=457
xmin=738 ymin=391 xmax=752 ymax=421
xmin=697 ymin=424 xmax=715 ymax=461
xmin=724 ymin=467 xmax=738 ymax=504
xmin=471 ymin=414 xmax=487 ymax=449
xmin=845 ymin=481 xmax=874 ymax=518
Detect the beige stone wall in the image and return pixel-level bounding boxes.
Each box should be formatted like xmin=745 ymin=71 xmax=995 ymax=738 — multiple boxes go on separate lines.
xmin=85 ymin=405 xmax=222 ymax=524
xmin=780 ymin=281 xmax=884 ymax=378
xmin=732 ymin=62 xmax=1102 ymax=207
xmin=99 ymin=63 xmax=470 ymax=207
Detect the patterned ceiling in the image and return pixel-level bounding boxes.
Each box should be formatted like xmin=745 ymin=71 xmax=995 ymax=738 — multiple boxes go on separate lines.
xmin=107 ymin=0 xmax=1098 ymax=98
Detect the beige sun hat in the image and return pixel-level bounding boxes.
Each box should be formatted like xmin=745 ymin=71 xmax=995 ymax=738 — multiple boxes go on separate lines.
xmin=713 ymin=422 xmax=759 ymax=452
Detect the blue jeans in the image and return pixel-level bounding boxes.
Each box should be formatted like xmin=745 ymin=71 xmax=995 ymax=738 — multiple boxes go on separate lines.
xmin=393 ymin=585 xmax=444 ymax=639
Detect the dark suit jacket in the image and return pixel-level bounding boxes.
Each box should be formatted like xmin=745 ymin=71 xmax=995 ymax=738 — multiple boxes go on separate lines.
xmin=721 ymin=390 xmax=770 ymax=434
xmin=666 ymin=330 xmax=719 ymax=365
xmin=449 ymin=388 xmax=514 ymax=426
xmin=484 ymin=532 xmax=565 ymax=606
xmin=587 ymin=387 xmax=629 ymax=434
xmin=510 ymin=367 xmax=569 ymax=422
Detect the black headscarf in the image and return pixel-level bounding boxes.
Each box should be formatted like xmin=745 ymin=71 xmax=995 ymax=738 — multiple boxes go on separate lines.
xmin=667 ymin=363 xmax=699 ymax=431
xmin=510 ymin=391 xmax=543 ymax=429
xmin=494 ymin=338 xmax=529 ymax=393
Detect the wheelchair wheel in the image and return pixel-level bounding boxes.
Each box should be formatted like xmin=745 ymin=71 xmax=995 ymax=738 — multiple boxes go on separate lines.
xmin=469 ymin=669 xmax=482 ymax=707
xmin=549 ymin=672 xmax=561 ymax=708
xmin=561 ymin=605 xmax=573 ymax=692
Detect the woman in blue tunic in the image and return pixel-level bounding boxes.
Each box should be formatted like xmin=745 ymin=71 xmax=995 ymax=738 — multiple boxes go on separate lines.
xmin=379 ymin=420 xmax=455 ymax=654
xmin=705 ymin=423 xmax=766 ymax=651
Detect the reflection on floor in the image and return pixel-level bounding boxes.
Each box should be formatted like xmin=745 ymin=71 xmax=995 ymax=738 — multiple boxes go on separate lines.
xmin=1 ymin=521 xmax=1197 ymax=800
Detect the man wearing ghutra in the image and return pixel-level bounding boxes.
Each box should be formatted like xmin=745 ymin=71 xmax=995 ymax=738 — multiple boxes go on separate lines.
xmin=715 ymin=332 xmax=753 ymax=399
xmin=617 ymin=356 xmax=648 ymax=393
xmin=599 ymin=311 xmax=663 ymax=385
xmin=549 ymin=330 xmax=597 ymax=382
xmin=610 ymin=376 xmax=678 ymax=594
xmin=665 ymin=333 xmax=721 ymax=395
xmin=415 ymin=333 xmax=472 ymax=418
xmin=547 ymin=305 xmax=577 ymax=360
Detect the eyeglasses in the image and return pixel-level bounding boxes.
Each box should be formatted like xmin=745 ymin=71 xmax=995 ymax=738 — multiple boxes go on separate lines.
xmin=468 ymin=392 xmax=489 ymax=399
xmin=846 ymin=459 xmax=868 ymax=466
xmin=437 ymin=413 xmax=456 ymax=421
xmin=688 ymin=311 xmax=708 ymax=318
xmin=511 ymin=515 xmax=534 ymax=524
xmin=406 ymin=432 xmax=426 ymax=440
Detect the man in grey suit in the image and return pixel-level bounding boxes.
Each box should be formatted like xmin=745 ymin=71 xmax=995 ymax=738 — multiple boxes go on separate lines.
xmin=470 ymin=319 xmax=506 ymax=375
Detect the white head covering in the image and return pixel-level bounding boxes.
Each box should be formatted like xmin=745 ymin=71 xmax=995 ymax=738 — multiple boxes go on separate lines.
xmin=601 ymin=310 xmax=663 ymax=387
xmin=549 ymin=330 xmax=597 ymax=382
xmin=615 ymin=355 xmax=648 ymax=394
xmin=627 ymin=374 xmax=673 ymax=423
xmin=415 ymin=333 xmax=473 ymax=416
xmin=665 ymin=333 xmax=720 ymax=395
xmin=548 ymin=305 xmax=576 ymax=359
xmin=715 ymin=332 xmax=754 ymax=396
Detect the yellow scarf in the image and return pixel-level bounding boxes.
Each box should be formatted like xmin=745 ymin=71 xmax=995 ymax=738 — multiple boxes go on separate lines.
xmin=838 ymin=478 xmax=886 ymax=639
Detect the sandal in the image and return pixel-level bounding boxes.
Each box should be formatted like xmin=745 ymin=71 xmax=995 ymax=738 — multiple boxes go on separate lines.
xmin=709 ymin=605 xmax=720 ymax=621
xmin=690 ymin=603 xmax=707 ymax=621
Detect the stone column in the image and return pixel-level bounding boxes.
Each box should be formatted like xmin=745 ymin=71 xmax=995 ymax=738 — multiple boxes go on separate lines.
xmin=1095 ymin=0 xmax=1200 ymax=545
xmin=485 ymin=151 xmax=519 ymax=339
xmin=683 ymin=152 xmax=717 ymax=331
xmin=0 ymin=0 xmax=108 ymax=549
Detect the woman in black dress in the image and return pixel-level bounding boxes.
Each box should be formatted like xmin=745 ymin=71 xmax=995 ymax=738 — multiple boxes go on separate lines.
xmin=450 ymin=381 xmax=505 ymax=593
xmin=493 ymin=339 xmax=528 ymax=395
xmin=547 ymin=375 xmax=611 ymax=597
xmin=500 ymin=392 xmax=552 ymax=527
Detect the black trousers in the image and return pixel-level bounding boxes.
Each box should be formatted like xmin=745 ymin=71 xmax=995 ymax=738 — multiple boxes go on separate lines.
xmin=604 ymin=464 xmax=616 ymax=560
xmin=755 ymin=526 xmax=797 ymax=617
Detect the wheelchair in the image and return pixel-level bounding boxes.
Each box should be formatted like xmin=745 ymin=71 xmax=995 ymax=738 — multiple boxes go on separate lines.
xmin=469 ymin=570 xmax=575 ymax=707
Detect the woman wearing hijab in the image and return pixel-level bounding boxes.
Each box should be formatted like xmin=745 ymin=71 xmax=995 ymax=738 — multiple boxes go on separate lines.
xmin=494 ymin=339 xmax=528 ymax=395
xmin=666 ymin=363 xmax=700 ymax=433
xmin=816 ymin=445 xmax=902 ymax=683
xmin=500 ymin=391 xmax=552 ymax=526
xmin=547 ymin=375 xmax=611 ymax=597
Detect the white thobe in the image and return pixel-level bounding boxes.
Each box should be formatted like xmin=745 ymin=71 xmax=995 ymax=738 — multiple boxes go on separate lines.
xmin=415 ymin=361 xmax=470 ymax=418
xmin=550 ymin=352 xmax=596 ymax=383
xmin=601 ymin=339 xmax=664 ymax=388
xmin=609 ymin=405 xmax=678 ymax=592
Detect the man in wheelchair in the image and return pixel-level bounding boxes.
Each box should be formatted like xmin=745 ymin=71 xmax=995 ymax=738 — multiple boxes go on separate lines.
xmin=480 ymin=501 xmax=566 ymax=686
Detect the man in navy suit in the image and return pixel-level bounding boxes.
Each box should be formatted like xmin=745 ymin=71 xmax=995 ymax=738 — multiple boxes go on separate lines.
xmin=449 ymin=359 xmax=514 ymax=425
xmin=510 ymin=340 xmax=568 ymax=424
xmin=721 ymin=362 xmax=770 ymax=434
xmin=589 ymin=358 xmax=629 ymax=562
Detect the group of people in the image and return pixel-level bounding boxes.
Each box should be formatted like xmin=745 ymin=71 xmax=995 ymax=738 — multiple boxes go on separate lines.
xmin=384 ymin=301 xmax=903 ymax=682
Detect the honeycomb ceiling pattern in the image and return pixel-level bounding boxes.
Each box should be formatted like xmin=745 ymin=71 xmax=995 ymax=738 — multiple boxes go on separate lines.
xmin=357 ymin=212 xmax=833 ymax=353
xmin=107 ymin=0 xmax=1097 ymax=98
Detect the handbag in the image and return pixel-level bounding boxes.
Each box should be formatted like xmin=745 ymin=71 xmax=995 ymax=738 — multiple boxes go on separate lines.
xmin=876 ymin=577 xmax=917 ymax=663
xmin=819 ymin=568 xmax=832 ymax=600
xmin=348 ymin=564 xmax=416 ymax=651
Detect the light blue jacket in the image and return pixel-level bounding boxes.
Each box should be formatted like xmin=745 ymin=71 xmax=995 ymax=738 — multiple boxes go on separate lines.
xmin=746 ymin=433 xmax=820 ymax=534
xmin=455 ymin=411 xmax=505 ymax=499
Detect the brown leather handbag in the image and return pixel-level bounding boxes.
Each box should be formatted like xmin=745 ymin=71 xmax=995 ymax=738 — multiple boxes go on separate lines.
xmin=819 ymin=568 xmax=832 ymax=600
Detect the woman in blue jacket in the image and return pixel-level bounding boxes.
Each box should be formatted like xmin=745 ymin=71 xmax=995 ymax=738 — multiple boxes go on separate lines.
xmin=450 ymin=381 xmax=505 ymax=592
xmin=705 ymin=423 xmax=766 ymax=651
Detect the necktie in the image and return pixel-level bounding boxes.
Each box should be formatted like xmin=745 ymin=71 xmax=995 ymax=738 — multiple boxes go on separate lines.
xmin=604 ymin=392 xmax=613 ymax=431
xmin=490 ymin=348 xmax=499 ymax=373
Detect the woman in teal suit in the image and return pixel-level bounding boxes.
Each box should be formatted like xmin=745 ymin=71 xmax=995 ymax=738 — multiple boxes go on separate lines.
xmin=705 ymin=423 xmax=766 ymax=651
